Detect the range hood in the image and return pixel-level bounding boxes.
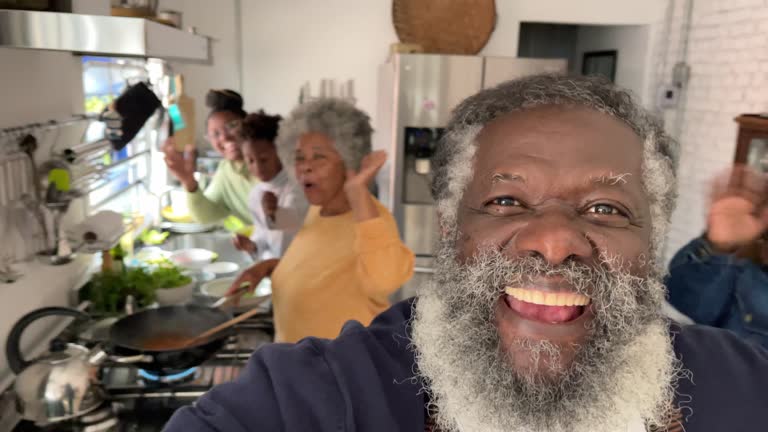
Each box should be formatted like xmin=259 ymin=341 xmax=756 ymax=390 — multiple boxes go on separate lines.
xmin=0 ymin=9 xmax=209 ymax=62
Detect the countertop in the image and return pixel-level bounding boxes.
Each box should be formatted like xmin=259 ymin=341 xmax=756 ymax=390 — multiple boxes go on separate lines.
xmin=0 ymin=229 xmax=257 ymax=392
xmin=155 ymin=229 xmax=265 ymax=307
xmin=159 ymin=229 xmax=255 ymax=270
xmin=0 ymin=228 xmax=260 ymax=431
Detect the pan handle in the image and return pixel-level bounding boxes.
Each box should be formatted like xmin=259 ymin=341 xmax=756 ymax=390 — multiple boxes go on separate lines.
xmin=6 ymin=307 xmax=90 ymax=374
xmin=111 ymin=353 xmax=154 ymax=364
xmin=87 ymin=348 xmax=153 ymax=366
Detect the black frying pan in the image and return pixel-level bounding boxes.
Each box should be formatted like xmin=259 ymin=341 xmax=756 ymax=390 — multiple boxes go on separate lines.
xmin=109 ymin=304 xmax=232 ymax=374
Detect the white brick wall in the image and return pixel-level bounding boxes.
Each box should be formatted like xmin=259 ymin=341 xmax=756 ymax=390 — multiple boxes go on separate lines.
xmin=653 ymin=0 xmax=768 ymax=261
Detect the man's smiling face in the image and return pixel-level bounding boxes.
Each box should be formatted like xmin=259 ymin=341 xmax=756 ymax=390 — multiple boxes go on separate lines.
xmin=455 ymin=105 xmax=653 ymax=376
xmin=412 ymin=76 xmax=680 ymax=432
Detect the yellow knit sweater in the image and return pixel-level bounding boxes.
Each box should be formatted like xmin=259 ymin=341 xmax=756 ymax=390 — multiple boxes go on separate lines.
xmin=270 ymin=199 xmax=414 ymax=343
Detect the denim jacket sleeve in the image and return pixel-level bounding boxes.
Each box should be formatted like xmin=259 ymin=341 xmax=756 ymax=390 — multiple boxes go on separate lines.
xmin=666 ymin=236 xmax=761 ymax=326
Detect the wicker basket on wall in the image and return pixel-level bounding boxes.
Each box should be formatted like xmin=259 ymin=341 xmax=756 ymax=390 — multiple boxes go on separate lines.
xmin=392 ymin=0 xmax=497 ymax=55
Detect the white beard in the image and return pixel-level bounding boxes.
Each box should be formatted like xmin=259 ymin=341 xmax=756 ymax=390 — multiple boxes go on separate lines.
xmin=410 ymin=247 xmax=683 ymax=432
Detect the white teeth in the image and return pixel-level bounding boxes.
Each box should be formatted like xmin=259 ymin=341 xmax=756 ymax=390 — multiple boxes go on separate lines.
xmin=532 ymin=291 xmax=544 ymax=305
xmin=504 ymin=287 xmax=590 ymax=307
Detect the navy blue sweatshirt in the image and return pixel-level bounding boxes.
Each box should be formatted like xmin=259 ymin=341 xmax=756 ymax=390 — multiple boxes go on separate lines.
xmin=164 ymin=299 xmax=768 ymax=431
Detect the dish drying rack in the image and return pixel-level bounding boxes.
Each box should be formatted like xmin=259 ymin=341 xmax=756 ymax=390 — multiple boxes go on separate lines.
xmin=0 ymin=115 xmax=138 ymax=279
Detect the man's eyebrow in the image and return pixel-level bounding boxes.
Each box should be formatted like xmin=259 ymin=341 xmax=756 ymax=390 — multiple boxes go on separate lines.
xmin=589 ymin=172 xmax=633 ymax=186
xmin=491 ymin=173 xmax=525 ymax=184
xmin=489 ymin=172 xmax=634 ymax=189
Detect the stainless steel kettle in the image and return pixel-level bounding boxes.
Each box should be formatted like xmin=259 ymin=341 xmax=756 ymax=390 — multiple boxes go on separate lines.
xmin=5 ymin=307 xmax=106 ymax=426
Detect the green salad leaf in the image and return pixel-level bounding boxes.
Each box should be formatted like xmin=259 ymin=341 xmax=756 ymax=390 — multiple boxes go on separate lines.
xmin=151 ymin=265 xmax=192 ymax=289
xmin=81 ymin=263 xmax=191 ymax=314
xmin=81 ymin=267 xmax=157 ymax=315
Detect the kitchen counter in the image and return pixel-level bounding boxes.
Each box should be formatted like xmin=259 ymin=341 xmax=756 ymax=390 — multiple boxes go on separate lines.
xmin=152 ymin=229 xmax=271 ymax=309
xmin=159 ymin=229 xmax=255 ymax=271
xmin=0 ymin=229 xmax=265 ymax=431
xmin=0 ymin=229 xmax=256 ymax=392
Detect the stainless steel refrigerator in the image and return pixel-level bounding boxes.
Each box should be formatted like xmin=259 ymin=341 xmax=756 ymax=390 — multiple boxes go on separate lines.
xmin=375 ymin=53 xmax=567 ymax=301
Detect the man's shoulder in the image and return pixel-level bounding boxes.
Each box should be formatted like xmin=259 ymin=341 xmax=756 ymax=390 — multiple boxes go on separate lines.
xmin=252 ymin=299 xmax=423 ymax=431
xmin=262 ymin=298 xmax=414 ymax=365
xmin=672 ymin=323 xmax=768 ymax=430
xmin=673 ymin=323 xmax=768 ymax=371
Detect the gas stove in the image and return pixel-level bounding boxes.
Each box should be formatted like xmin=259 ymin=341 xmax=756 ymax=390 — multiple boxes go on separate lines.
xmin=10 ymin=312 xmax=274 ymax=432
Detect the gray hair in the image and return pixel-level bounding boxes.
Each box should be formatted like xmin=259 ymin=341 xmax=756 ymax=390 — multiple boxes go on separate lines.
xmin=276 ymin=98 xmax=373 ymax=171
xmin=431 ymin=74 xmax=679 ymax=262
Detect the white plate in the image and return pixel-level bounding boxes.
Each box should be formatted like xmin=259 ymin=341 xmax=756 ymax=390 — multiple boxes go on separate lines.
xmin=169 ymin=248 xmax=216 ymax=269
xmin=201 ymin=277 xmax=236 ymax=297
xmin=203 ymin=261 xmax=239 ymax=277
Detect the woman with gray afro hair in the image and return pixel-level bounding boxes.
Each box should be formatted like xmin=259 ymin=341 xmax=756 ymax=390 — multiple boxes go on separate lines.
xmin=276 ymin=98 xmax=373 ymax=173
xmin=228 ymin=98 xmax=414 ymax=343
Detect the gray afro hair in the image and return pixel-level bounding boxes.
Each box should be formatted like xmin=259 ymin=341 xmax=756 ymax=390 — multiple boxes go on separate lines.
xmin=276 ymin=98 xmax=373 ymax=171
xmin=432 ymin=74 xmax=679 ymax=262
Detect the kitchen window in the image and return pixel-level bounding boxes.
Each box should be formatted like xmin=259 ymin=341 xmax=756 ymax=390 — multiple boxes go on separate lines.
xmin=80 ymin=57 xmax=167 ymax=223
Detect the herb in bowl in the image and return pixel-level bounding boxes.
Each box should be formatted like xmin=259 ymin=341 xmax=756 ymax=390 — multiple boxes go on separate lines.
xmin=81 ymin=267 xmax=157 ymax=315
xmin=81 ymin=263 xmax=193 ymax=314
xmin=151 ymin=265 xmax=193 ymax=289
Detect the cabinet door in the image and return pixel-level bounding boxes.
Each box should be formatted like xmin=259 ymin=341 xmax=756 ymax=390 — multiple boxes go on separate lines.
xmin=398 ymin=54 xmax=483 ymax=128
xmin=483 ymin=57 xmax=567 ymax=89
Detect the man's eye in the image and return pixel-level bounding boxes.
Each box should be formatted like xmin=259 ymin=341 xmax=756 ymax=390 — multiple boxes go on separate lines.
xmin=586 ymin=204 xmax=624 ymax=216
xmin=489 ymin=197 xmax=521 ymax=207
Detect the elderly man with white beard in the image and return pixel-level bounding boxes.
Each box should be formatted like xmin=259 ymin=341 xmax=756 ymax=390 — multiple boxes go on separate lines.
xmin=164 ymin=74 xmax=768 ymax=432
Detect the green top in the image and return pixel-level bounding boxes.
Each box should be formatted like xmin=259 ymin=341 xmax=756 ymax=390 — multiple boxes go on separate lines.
xmin=187 ymin=160 xmax=255 ymax=224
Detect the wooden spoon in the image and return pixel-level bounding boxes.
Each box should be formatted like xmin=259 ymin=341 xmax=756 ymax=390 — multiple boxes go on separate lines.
xmin=184 ymin=295 xmax=270 ymax=347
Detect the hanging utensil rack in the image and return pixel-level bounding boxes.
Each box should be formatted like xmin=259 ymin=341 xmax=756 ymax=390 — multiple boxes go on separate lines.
xmin=0 ymin=115 xmax=95 ymax=140
xmin=0 ymin=115 xmax=111 ymax=264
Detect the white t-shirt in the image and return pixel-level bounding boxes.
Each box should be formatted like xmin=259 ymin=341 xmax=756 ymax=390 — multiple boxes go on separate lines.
xmin=247 ymin=170 xmax=309 ymax=260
